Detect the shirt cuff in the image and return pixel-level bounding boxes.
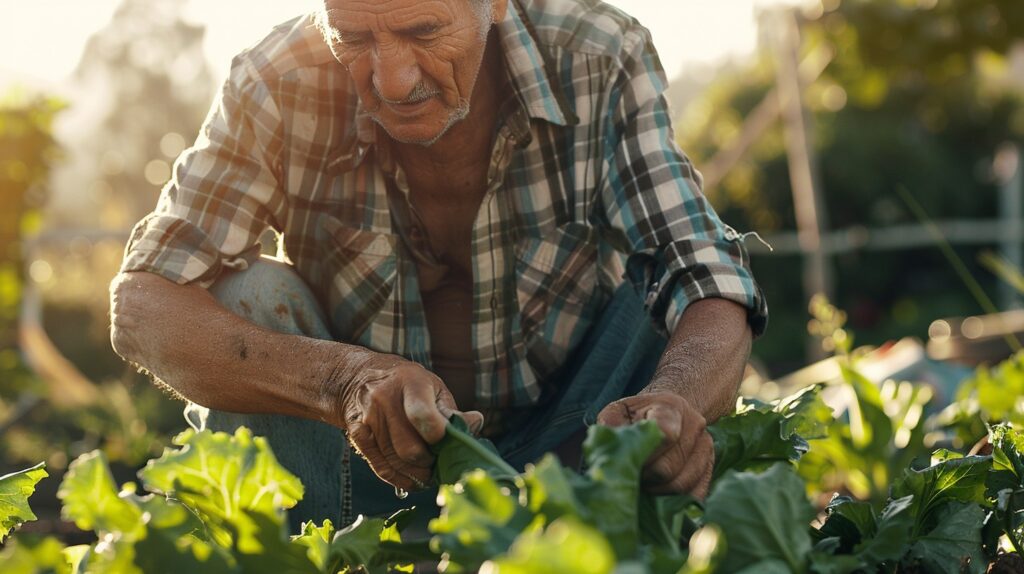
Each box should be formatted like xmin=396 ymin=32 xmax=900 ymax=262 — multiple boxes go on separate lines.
xmin=640 ymin=232 xmax=768 ymax=338
xmin=119 ymin=213 xmax=261 ymax=288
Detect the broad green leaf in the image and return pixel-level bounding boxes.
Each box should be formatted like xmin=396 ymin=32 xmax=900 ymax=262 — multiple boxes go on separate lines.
xmin=977 ymin=354 xmax=1024 ymax=423
xmin=369 ymin=508 xmax=431 ymax=570
xmin=486 ymin=517 xmax=615 ymax=574
xmin=712 ymin=385 xmax=833 ymax=482
xmin=57 ymin=452 xmax=142 ymax=537
xmin=815 ymin=496 xmax=877 ymax=554
xmin=852 ymin=494 xmax=913 ymax=566
xmin=985 ymin=425 xmax=1024 ymax=556
xmin=709 ymin=410 xmax=803 ymax=481
xmin=807 ymin=551 xmax=863 ymax=574
xmin=130 ymin=494 xmax=237 ymax=574
xmin=230 ymin=510 xmax=319 ymax=574
xmin=521 ymin=454 xmax=585 ymax=520
xmin=0 ymin=462 xmax=47 ymax=542
xmin=432 ymin=416 xmax=517 ymax=485
xmin=903 ymin=502 xmax=986 ymax=574
xmin=0 ymin=535 xmax=70 ymax=574
xmin=577 ymin=421 xmax=663 ymax=559
xmin=732 ymin=559 xmax=792 ymax=574
xmin=891 ymin=455 xmax=991 ymax=532
xmin=78 ymin=539 xmax=142 ymax=574
xmin=838 ymin=365 xmax=893 ymax=456
xmin=63 ymin=545 xmax=90 ymax=574
xmin=374 ymin=540 xmax=434 ymax=570
xmin=325 ymin=515 xmax=386 ymax=573
xmin=636 ymin=493 xmax=691 ymax=556
xmin=430 ymin=469 xmax=533 ymax=570
xmin=292 ymin=520 xmax=333 ymax=571
xmin=704 ymin=464 xmax=815 ymax=572
xmin=775 ymin=384 xmax=834 ymax=442
xmin=138 ymin=428 xmax=303 ymax=551
xmin=932 ymin=449 xmax=965 ymax=464
xmin=988 ymin=425 xmax=1024 ymax=494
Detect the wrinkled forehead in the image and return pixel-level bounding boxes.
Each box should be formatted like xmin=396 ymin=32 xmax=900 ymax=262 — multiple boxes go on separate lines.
xmin=321 ymin=0 xmax=474 ymax=21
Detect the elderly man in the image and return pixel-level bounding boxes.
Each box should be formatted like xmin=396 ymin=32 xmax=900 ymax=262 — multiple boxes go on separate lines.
xmin=110 ymin=0 xmax=766 ymax=531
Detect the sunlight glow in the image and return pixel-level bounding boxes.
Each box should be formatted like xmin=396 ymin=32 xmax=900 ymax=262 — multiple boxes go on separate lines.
xmin=0 ymin=0 xmax=779 ymax=91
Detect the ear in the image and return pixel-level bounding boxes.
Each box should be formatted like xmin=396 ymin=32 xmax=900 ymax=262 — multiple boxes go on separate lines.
xmin=491 ymin=0 xmax=509 ymax=25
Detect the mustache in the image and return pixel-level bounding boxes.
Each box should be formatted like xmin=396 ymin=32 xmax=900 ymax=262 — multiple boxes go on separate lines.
xmin=373 ymin=83 xmax=441 ymax=105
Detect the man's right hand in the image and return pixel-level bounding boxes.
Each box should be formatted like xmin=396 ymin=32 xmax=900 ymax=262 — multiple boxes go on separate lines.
xmin=335 ymin=354 xmax=484 ymax=492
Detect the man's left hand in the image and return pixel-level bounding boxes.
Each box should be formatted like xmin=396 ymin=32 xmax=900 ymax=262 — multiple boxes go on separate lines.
xmin=596 ymin=392 xmax=714 ymax=498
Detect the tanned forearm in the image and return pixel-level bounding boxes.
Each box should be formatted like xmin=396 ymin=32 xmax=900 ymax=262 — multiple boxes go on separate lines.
xmin=642 ymin=298 xmax=752 ymax=423
xmin=108 ymin=271 xmax=374 ymax=428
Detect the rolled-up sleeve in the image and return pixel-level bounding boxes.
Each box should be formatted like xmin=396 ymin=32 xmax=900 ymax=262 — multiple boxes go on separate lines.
xmin=120 ymin=55 xmax=286 ymax=288
xmin=600 ymin=25 xmax=768 ymax=336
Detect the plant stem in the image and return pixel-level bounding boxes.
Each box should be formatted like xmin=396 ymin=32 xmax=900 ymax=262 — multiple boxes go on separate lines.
xmin=444 ymin=423 xmax=518 ymax=477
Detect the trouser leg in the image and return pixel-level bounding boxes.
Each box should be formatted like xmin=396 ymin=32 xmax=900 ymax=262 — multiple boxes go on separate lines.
xmin=494 ymin=277 xmax=668 ymax=470
xmin=183 ymin=257 xmax=349 ymax=533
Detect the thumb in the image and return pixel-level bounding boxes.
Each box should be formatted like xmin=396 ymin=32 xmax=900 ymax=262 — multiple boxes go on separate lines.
xmin=454 ymin=410 xmax=485 ymax=435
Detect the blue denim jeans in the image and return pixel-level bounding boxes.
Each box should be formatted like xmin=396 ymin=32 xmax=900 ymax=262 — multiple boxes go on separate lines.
xmin=185 ymin=256 xmax=666 ymax=532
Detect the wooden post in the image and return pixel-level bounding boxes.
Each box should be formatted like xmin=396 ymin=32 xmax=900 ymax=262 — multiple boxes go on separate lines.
xmin=997 ymin=143 xmax=1023 ymax=309
xmin=769 ymin=8 xmax=832 ymax=359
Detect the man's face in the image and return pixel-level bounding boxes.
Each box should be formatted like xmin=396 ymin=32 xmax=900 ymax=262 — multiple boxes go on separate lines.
xmin=321 ymin=0 xmax=495 ymax=146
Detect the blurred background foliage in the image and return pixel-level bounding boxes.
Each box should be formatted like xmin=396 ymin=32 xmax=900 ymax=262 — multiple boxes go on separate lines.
xmin=677 ymin=0 xmax=1024 ymax=371
xmin=0 ymin=0 xmax=210 ymax=537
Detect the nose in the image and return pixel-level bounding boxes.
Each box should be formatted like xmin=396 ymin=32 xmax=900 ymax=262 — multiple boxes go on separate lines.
xmin=371 ymin=39 xmax=421 ymax=103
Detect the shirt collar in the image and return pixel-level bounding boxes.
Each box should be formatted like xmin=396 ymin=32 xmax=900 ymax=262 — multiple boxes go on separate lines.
xmin=497 ymin=0 xmax=579 ymax=127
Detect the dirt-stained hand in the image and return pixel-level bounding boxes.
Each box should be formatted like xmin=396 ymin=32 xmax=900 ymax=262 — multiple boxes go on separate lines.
xmin=596 ymin=392 xmax=714 ymax=498
xmin=339 ymin=355 xmax=484 ymax=492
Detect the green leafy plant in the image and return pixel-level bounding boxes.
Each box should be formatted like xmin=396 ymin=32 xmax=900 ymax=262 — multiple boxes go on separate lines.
xmin=930 ymin=351 xmax=1024 ymax=449
xmin=4 ymin=381 xmax=1024 ymax=572
xmin=0 ymin=463 xmax=47 ymax=542
xmin=796 ymin=295 xmax=935 ymax=507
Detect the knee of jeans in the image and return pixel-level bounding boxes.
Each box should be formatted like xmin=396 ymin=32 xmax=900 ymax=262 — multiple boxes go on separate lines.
xmin=209 ymin=258 xmax=331 ymax=338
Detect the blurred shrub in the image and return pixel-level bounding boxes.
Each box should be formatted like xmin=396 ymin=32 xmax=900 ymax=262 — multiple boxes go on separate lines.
xmin=678 ymin=0 xmax=1024 ymax=370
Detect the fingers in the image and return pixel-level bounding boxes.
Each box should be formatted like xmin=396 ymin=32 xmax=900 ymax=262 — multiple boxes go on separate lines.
xmin=596 ymin=399 xmax=636 ymax=427
xmin=404 ymin=380 xmax=452 ymax=444
xmin=354 ymin=410 xmax=433 ymax=491
xmin=642 ymin=404 xmax=685 ymax=462
xmin=382 ymin=412 xmax=435 ymax=469
xmin=597 ymin=394 xmax=714 ymax=498
xmin=644 ymin=431 xmax=715 ymax=497
xmin=640 ymin=401 xmax=702 ymax=480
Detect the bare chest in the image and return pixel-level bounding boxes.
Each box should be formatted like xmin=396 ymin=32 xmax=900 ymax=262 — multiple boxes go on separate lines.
xmin=405 ymin=165 xmax=490 ymax=280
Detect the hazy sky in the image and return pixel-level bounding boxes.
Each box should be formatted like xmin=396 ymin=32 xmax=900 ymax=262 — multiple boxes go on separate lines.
xmin=0 ymin=0 xmax=788 ymax=91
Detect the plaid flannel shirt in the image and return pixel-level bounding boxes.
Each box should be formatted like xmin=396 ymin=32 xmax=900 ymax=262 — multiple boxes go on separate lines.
xmin=121 ymin=0 xmax=768 ymax=409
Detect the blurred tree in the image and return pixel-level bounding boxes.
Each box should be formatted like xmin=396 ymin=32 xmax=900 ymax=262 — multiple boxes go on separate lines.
xmin=0 ymin=92 xmax=64 ymax=396
xmin=50 ymin=0 xmax=214 ymax=229
xmin=0 ymin=0 xmax=211 ymax=486
xmin=677 ymin=0 xmax=1024 ymax=369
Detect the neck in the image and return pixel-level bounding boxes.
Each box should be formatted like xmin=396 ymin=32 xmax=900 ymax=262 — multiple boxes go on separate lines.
xmin=393 ymin=31 xmax=503 ymax=173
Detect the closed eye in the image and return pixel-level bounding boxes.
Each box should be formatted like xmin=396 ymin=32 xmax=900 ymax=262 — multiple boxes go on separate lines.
xmin=405 ymin=23 xmax=442 ymax=40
